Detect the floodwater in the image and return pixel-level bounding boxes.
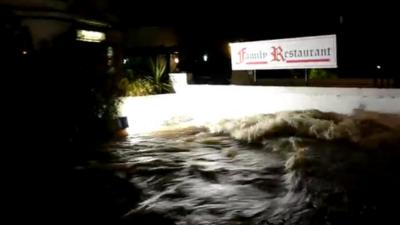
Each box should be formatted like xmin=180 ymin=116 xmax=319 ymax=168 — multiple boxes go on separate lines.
xmin=106 ymin=110 xmax=400 ymax=225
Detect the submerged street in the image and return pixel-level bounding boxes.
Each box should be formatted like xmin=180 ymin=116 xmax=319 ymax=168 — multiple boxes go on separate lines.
xmin=102 ymin=110 xmax=400 ymax=225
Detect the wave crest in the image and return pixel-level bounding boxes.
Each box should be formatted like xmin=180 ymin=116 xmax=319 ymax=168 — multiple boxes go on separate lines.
xmin=207 ymin=110 xmax=400 ymax=149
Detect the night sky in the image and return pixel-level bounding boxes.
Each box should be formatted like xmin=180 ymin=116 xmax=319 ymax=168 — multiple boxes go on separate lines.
xmin=2 ymin=1 xmax=398 ymax=79
xmin=171 ymin=15 xmax=397 ymax=79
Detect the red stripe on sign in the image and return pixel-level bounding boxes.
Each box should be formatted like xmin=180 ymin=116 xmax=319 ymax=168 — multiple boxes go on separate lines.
xmin=246 ymin=61 xmax=268 ymax=64
xmin=286 ymin=59 xmax=331 ymax=63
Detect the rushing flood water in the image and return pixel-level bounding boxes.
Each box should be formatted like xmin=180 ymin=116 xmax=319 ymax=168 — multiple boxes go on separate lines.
xmin=106 ymin=110 xmax=400 ymax=225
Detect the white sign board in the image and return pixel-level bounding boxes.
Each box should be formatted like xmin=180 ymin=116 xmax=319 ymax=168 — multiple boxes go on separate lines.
xmin=230 ymin=35 xmax=337 ymax=70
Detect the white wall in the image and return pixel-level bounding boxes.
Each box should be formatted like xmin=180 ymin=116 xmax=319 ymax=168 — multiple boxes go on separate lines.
xmin=119 ymin=73 xmax=400 ymax=134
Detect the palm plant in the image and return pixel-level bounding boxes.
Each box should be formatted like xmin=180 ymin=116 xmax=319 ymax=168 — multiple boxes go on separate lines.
xmin=149 ymin=55 xmax=172 ymax=93
xmin=119 ymin=55 xmax=173 ymax=96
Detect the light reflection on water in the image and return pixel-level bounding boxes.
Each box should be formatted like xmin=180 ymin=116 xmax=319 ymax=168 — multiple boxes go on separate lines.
xmin=108 ymin=131 xmax=291 ymax=225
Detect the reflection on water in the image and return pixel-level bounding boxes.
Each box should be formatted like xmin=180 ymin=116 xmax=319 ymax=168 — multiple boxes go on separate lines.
xmin=106 ymin=110 xmax=400 ymax=225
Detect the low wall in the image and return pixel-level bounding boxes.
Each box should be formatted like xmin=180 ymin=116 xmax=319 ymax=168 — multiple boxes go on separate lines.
xmin=119 ymin=73 xmax=400 ymax=133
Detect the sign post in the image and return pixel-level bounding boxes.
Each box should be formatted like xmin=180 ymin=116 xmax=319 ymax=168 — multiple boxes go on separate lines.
xmin=305 ymin=69 xmax=308 ymax=86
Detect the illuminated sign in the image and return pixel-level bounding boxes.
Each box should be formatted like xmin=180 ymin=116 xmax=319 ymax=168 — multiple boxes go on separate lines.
xmin=76 ymin=30 xmax=106 ymax=43
xmin=230 ymin=35 xmax=337 ymax=70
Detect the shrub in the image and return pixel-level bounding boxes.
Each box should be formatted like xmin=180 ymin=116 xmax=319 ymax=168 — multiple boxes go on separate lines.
xmin=309 ymin=69 xmax=337 ymax=80
xmin=119 ymin=55 xmax=173 ymax=96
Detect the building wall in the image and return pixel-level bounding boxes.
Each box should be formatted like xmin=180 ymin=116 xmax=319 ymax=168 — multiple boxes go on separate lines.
xmin=126 ymin=27 xmax=178 ymax=48
xmin=22 ymin=19 xmax=71 ymax=49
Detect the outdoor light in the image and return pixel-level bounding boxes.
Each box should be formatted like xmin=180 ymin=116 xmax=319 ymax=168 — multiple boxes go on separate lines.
xmin=76 ymin=30 xmax=106 ymax=43
xmin=174 ymin=57 xmax=179 ymax=64
xmin=107 ymin=46 xmax=113 ymax=58
xmin=377 ymin=65 xmax=381 ymax=69
xmin=22 ymin=50 xmax=27 ymax=55
xmin=203 ymin=54 xmax=208 ymax=62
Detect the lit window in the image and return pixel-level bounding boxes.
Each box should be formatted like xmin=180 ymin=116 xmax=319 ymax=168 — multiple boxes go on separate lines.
xmin=76 ymin=30 xmax=106 ymax=43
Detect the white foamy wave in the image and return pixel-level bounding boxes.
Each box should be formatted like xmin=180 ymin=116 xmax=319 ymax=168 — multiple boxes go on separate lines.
xmin=207 ymin=110 xmax=400 ymax=149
